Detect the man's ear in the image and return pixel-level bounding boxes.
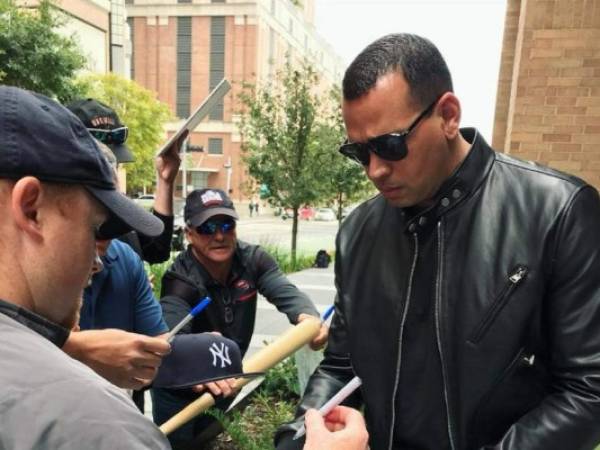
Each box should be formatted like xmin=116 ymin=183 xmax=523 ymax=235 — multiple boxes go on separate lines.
xmin=11 ymin=177 xmax=45 ymax=241
xmin=438 ymin=92 xmax=461 ymax=139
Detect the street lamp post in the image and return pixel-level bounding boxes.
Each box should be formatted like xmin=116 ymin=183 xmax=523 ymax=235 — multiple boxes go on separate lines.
xmin=224 ymin=156 xmax=232 ymax=193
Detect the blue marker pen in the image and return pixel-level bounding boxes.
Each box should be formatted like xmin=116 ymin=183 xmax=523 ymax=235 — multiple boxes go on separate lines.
xmin=322 ymin=305 xmax=335 ymax=321
xmin=166 ymin=296 xmax=212 ymax=342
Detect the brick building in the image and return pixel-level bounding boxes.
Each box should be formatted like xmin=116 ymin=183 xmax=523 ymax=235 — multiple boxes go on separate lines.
xmin=125 ymin=0 xmax=343 ymax=202
xmin=493 ymin=0 xmax=600 ymax=189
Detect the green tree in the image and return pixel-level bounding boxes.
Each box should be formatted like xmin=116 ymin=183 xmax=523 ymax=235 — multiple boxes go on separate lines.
xmin=314 ymin=87 xmax=373 ymax=227
xmin=239 ymin=60 xmax=323 ymax=262
xmin=75 ymin=73 xmax=173 ymax=195
xmin=0 ymin=0 xmax=86 ymax=102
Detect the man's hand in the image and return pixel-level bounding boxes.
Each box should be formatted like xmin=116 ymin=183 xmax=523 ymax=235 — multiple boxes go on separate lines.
xmin=155 ymin=131 xmax=186 ymax=184
xmin=297 ymin=313 xmax=328 ymax=350
xmin=63 ymin=329 xmax=171 ymax=390
xmin=303 ymin=407 xmax=369 ymax=450
xmin=191 ymin=378 xmax=238 ymax=397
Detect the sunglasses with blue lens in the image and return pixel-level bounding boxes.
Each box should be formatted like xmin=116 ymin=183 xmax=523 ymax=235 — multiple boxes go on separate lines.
xmin=88 ymin=126 xmax=129 ymax=145
xmin=196 ymin=218 xmax=236 ymax=235
xmin=339 ymin=98 xmax=439 ymax=166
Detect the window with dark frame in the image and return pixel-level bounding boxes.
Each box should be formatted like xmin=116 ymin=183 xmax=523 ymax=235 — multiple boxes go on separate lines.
xmin=208 ymin=138 xmax=223 ymax=155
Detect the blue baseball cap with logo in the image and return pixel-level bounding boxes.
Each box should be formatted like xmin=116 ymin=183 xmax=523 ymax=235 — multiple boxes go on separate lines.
xmin=0 ymin=86 xmax=163 ymax=239
xmin=153 ymin=333 xmax=263 ymax=389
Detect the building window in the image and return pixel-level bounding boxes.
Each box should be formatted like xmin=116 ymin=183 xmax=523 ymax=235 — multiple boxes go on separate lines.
xmin=190 ymin=172 xmax=209 ymax=190
xmin=208 ymin=138 xmax=223 ymax=155
xmin=176 ymin=17 xmax=192 ymax=118
xmin=209 ymin=17 xmax=225 ymax=120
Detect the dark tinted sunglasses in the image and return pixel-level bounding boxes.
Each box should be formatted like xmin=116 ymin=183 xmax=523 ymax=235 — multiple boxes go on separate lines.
xmin=196 ymin=218 xmax=236 ymax=235
xmin=88 ymin=126 xmax=129 ymax=145
xmin=339 ymin=98 xmax=438 ymax=166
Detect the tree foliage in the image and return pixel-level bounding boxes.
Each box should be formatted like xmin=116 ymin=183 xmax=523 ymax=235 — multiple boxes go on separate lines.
xmin=75 ymin=73 xmax=173 ymax=195
xmin=239 ymin=60 xmax=323 ymax=261
xmin=313 ymin=87 xmax=373 ymax=226
xmin=0 ymin=0 xmax=86 ymax=102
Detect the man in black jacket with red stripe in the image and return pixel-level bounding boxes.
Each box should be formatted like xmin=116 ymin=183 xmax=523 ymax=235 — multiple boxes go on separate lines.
xmin=153 ymin=188 xmax=328 ymax=449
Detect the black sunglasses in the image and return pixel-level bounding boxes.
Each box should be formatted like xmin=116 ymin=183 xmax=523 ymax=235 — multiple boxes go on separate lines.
xmin=339 ymin=98 xmax=439 ymax=166
xmin=88 ymin=126 xmax=129 ymax=145
xmin=196 ymin=218 xmax=236 ymax=235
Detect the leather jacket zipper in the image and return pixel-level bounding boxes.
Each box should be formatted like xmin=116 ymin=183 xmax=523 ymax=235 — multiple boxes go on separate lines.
xmin=435 ymin=220 xmax=456 ymax=450
xmin=468 ymin=265 xmax=528 ymax=345
xmin=387 ymin=232 xmax=419 ymax=450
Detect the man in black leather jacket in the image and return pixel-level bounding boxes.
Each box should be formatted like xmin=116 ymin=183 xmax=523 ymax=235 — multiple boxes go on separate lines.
xmin=275 ymin=33 xmax=600 ymax=450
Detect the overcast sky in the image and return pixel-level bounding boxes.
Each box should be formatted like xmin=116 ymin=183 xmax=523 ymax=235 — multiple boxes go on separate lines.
xmin=313 ymin=0 xmax=508 ymax=142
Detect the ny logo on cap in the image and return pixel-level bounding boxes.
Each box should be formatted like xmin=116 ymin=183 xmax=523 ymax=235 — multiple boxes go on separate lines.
xmin=201 ymin=190 xmax=224 ymax=206
xmin=210 ymin=342 xmax=232 ymax=368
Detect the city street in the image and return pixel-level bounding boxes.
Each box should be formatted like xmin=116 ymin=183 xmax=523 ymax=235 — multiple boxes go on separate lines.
xmin=236 ymin=214 xmax=340 ymax=255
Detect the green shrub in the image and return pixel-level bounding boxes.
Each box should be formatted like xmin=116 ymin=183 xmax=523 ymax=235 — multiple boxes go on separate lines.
xmin=210 ymin=393 xmax=295 ymax=450
xmin=145 ymin=254 xmax=175 ymax=298
xmin=257 ymin=356 xmax=300 ymax=400
xmin=209 ymin=358 xmax=300 ymax=450
xmin=259 ymin=244 xmax=315 ymax=274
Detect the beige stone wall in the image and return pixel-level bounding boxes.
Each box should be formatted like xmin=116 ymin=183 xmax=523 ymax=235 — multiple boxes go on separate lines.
xmin=493 ymin=0 xmax=600 ymax=188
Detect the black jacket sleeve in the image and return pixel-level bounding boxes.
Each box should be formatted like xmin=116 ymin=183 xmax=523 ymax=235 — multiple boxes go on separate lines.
xmin=254 ymin=247 xmax=319 ymax=323
xmin=159 ymin=270 xmax=204 ymax=333
xmin=137 ymin=210 xmax=174 ymax=264
xmin=274 ymin=237 xmax=362 ymax=447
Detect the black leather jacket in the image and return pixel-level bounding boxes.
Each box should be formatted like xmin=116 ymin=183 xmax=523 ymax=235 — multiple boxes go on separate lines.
xmin=276 ymin=129 xmax=600 ymax=450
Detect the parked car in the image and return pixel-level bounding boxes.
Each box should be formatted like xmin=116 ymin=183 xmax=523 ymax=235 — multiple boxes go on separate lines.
xmin=342 ymin=204 xmax=357 ymax=218
xmin=314 ymin=207 xmax=336 ymax=221
xmin=280 ymin=208 xmax=293 ymax=220
xmin=281 ymin=206 xmax=315 ymax=220
xmin=133 ymin=194 xmax=155 ymax=211
xmin=299 ymin=206 xmax=316 ymax=220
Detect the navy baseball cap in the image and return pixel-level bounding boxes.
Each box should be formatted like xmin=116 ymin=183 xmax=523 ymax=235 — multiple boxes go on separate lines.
xmin=153 ymin=333 xmax=263 ymax=389
xmin=0 ymin=86 xmax=163 ymax=239
xmin=66 ymin=98 xmax=135 ymax=163
xmin=184 ymin=188 xmax=239 ymax=228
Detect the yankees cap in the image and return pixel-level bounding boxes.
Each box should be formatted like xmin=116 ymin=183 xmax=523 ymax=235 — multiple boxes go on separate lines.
xmin=153 ymin=333 xmax=263 ymax=389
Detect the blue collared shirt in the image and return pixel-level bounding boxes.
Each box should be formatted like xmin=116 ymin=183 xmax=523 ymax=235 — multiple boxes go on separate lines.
xmin=80 ymin=240 xmax=168 ymax=336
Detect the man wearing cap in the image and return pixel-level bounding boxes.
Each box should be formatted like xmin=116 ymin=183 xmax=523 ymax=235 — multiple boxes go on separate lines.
xmin=67 ymin=98 xmax=183 ymax=264
xmin=0 ymin=85 xmax=171 ymax=448
xmin=61 ymin=143 xmax=170 ymax=392
xmin=0 ymin=85 xmax=368 ymax=450
xmin=153 ymin=188 xmax=328 ymax=448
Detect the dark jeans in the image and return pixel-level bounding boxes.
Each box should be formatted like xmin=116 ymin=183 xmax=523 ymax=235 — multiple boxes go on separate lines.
xmin=152 ymin=387 xmax=233 ymax=450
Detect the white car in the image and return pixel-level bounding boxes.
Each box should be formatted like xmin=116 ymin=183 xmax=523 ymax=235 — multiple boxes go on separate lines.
xmin=133 ymin=194 xmax=155 ymax=211
xmin=314 ymin=208 xmax=336 ymax=221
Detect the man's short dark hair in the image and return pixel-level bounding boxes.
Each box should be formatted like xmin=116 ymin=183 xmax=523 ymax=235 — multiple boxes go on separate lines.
xmin=342 ymin=33 xmax=453 ymax=109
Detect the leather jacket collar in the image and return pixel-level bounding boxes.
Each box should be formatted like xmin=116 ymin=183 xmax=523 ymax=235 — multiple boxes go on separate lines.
xmin=402 ymin=128 xmax=495 ymax=233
